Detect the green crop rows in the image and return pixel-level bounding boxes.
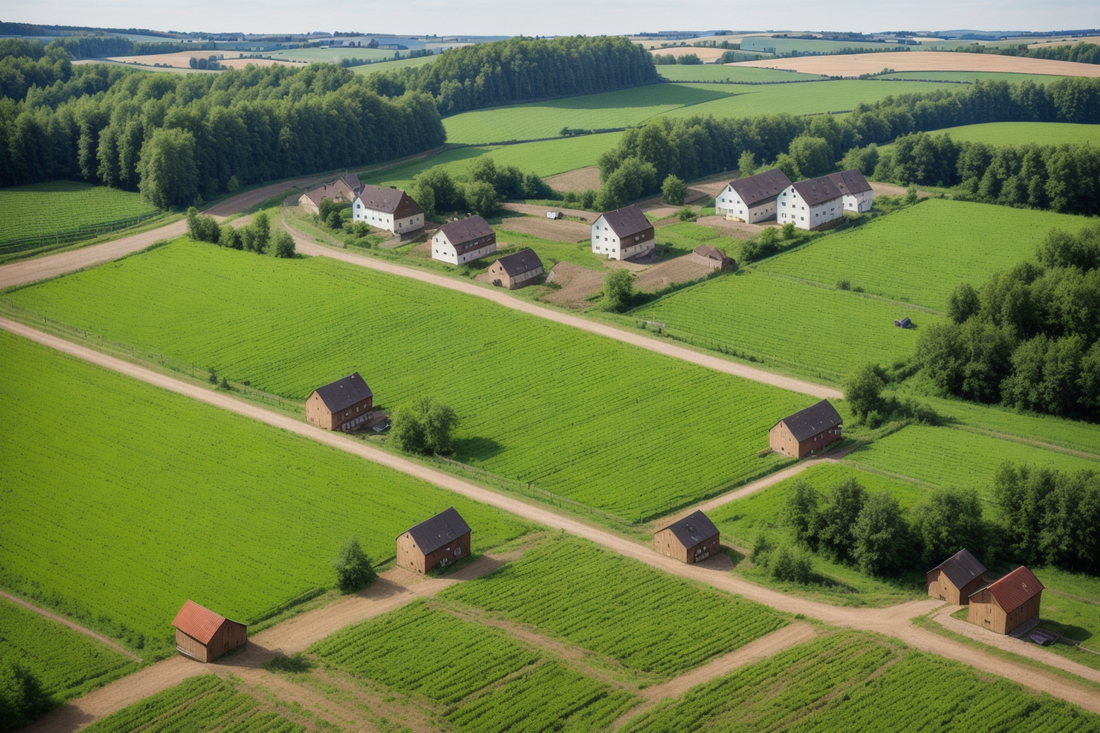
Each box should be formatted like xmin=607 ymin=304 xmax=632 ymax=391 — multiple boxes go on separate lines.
xmin=0 ymin=597 xmax=138 ymax=703
xmin=630 ymin=271 xmax=937 ymax=382
xmin=9 ymin=240 xmax=812 ymax=520
xmin=82 ymin=675 xmax=304 ymax=733
xmin=0 ymin=181 xmax=159 ymax=248
xmin=657 ymin=66 xmax=825 ymax=82
xmin=441 ymin=535 xmax=787 ymax=677
xmin=761 ymin=199 xmax=1092 ymax=309
xmin=0 ymin=331 xmax=529 ymax=651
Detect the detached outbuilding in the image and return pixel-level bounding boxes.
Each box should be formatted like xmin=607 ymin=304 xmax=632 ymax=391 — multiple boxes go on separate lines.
xmin=432 ymin=216 xmax=497 ymax=265
xmin=927 ymin=549 xmax=986 ymax=605
xmin=172 ymin=600 xmax=247 ymax=663
xmin=488 ymin=248 xmax=544 ymax=289
xmin=306 ymin=372 xmax=374 ymax=432
xmin=298 ymin=174 xmax=360 ymax=214
xmin=769 ymin=400 xmax=843 ymax=458
xmin=690 ymin=245 xmax=736 ymax=271
xmin=968 ymin=566 xmax=1044 ymax=635
xmin=396 ymin=507 xmax=472 ymax=574
xmin=653 ymin=510 xmax=720 ymax=564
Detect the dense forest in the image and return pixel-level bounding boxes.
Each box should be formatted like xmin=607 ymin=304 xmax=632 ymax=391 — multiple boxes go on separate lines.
xmin=959 ymin=41 xmax=1100 ymax=65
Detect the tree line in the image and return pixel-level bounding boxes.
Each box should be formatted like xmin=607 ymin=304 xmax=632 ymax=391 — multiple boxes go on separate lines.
xmin=411 ymin=157 xmax=552 ymax=218
xmin=956 ymin=41 xmax=1100 ymax=65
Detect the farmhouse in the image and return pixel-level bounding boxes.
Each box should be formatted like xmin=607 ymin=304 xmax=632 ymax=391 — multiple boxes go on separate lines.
xmin=830 ymin=168 xmax=874 ymax=213
xmin=298 ymin=173 xmax=360 ymax=214
xmin=306 ymin=372 xmax=374 ymax=432
xmin=769 ymin=399 xmax=843 ymax=458
xmin=968 ymin=566 xmax=1044 ymax=635
xmin=777 ymin=169 xmax=873 ymax=230
xmin=653 ymin=510 xmax=720 ymax=564
xmin=396 ymin=507 xmax=472 ymax=574
xmin=715 ymin=169 xmax=792 ymax=223
xmin=591 ymin=204 xmax=655 ymax=260
xmin=488 ymin=248 xmax=544 ymax=289
xmin=171 ymin=600 xmax=247 ymax=663
xmin=690 ymin=245 xmax=736 ymax=271
xmin=352 ymin=184 xmax=425 ymax=235
xmin=927 ymin=549 xmax=987 ymax=605
xmin=432 ymin=216 xmax=497 ymax=265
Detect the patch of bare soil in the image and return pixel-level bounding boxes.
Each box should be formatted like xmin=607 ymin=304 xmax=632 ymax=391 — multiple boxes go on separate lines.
xmin=870 ymin=181 xmax=931 ymax=198
xmin=696 ymin=215 xmax=774 ymax=240
xmin=633 ymin=256 xmax=714 ymax=293
xmin=543 ymin=262 xmax=605 ymax=308
xmin=545 ymin=166 xmax=601 ymax=193
xmin=499 ymin=216 xmax=590 ymax=243
xmin=643 ymin=205 xmax=680 ymax=219
xmin=733 ymin=51 xmax=1100 ymax=77
xmin=692 ymin=178 xmax=734 ymax=197
xmin=502 ymin=202 xmax=594 ymax=222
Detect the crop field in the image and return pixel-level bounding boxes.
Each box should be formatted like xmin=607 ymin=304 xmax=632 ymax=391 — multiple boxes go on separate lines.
xmin=8 ymin=240 xmax=813 ymax=521
xmin=620 ymin=631 xmax=1100 ymax=731
xmin=82 ymin=675 xmax=304 ymax=733
xmin=0 ymin=181 xmax=159 ymax=250
xmin=739 ymin=37 xmax=921 ymax=55
xmin=891 ymin=121 xmax=1100 ymax=148
xmin=735 ymin=51 xmax=1100 ymax=78
xmin=653 ymin=221 xmax=742 ymax=257
xmin=761 ymin=199 xmax=1092 ymax=309
xmin=657 ymin=65 xmax=825 ymax=82
xmin=847 ymin=424 xmax=1100 ymax=500
xmin=0 ymin=330 xmax=530 ymax=651
xmin=267 ymin=46 xmax=405 ymax=63
xmin=0 ymin=598 xmax=138 ymax=703
xmin=630 ymin=270 xmax=938 ymax=382
xmin=441 ymin=535 xmax=787 ymax=677
xmin=352 ymin=54 xmax=437 ymax=75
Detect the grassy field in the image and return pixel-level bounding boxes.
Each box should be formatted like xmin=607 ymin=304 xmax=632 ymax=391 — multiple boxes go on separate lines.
xmin=652 ymin=221 xmax=742 ymax=257
xmin=880 ymin=121 xmax=1100 ymax=148
xmin=441 ymin=535 xmax=788 ymax=677
xmin=760 ymin=199 xmax=1093 ymax=310
xmin=657 ymin=66 xmax=825 ymax=82
xmin=0 ymin=330 xmax=530 ymax=651
xmin=351 ymin=54 xmax=438 ymax=75
xmin=493 ymin=225 xmax=601 ymax=268
xmin=630 ymin=270 xmax=938 ymax=383
xmin=267 ymin=47 xmax=407 ymax=63
xmin=0 ymin=181 xmax=159 ymax=248
xmin=8 ymin=240 xmax=813 ymax=521
xmin=878 ymin=71 xmax=1076 ymax=84
xmin=1032 ymin=568 xmax=1100 ymax=670
xmin=0 ymin=598 xmax=138 ymax=703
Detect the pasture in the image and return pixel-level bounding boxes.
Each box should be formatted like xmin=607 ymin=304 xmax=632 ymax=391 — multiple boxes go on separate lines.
xmin=760 ymin=199 xmax=1092 ymax=309
xmin=267 ymin=46 xmax=407 ymax=63
xmin=653 ymin=221 xmax=743 ymax=257
xmin=734 ymin=51 xmax=1100 ymax=78
xmin=0 ymin=330 xmax=530 ymax=651
xmin=657 ymin=65 xmax=825 ymax=83
xmin=629 ymin=270 xmax=937 ymax=382
xmin=8 ymin=240 xmax=813 ymax=521
xmin=878 ymin=71 xmax=1075 ymax=84
xmin=890 ymin=121 xmax=1100 ymax=148
xmin=494 ymin=226 xmax=600 ymax=268
xmin=351 ymin=54 xmax=438 ymax=75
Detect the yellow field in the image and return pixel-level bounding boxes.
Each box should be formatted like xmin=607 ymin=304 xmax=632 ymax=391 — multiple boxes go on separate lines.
xmin=734 ymin=51 xmax=1100 ymax=77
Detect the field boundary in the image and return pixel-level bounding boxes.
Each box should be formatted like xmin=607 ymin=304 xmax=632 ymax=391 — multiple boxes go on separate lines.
xmin=0 ymin=589 xmax=142 ymax=662
xmin=0 ymin=211 xmax=163 ymax=256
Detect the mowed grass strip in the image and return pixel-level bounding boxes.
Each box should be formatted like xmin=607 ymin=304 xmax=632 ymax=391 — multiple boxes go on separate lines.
xmin=9 ymin=240 xmax=812 ymax=520
xmin=441 ymin=535 xmax=788 ymax=678
xmin=0 ymin=331 xmax=530 ymax=650
xmin=0 ymin=181 xmax=159 ymax=243
xmin=630 ymin=271 xmax=937 ymax=382
xmin=760 ymin=199 xmax=1093 ymax=309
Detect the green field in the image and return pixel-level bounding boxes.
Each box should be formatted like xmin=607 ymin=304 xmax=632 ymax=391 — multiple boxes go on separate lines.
xmin=760 ymin=199 xmax=1092 ymax=309
xmin=1031 ymin=568 xmax=1100 ymax=670
xmin=351 ymin=54 xmax=438 ymax=75
xmin=630 ymin=270 xmax=938 ymax=382
xmin=493 ymin=226 xmax=600 ymax=268
xmin=652 ymin=221 xmax=742 ymax=258
xmin=0 ymin=598 xmax=138 ymax=703
xmin=441 ymin=535 xmax=787 ymax=677
xmin=8 ymin=240 xmax=813 ymax=521
xmin=878 ymin=71 xmax=1076 ymax=84
xmin=0 ymin=181 xmax=160 ymax=250
xmin=267 ymin=46 xmax=408 ymax=63
xmin=82 ymin=675 xmax=304 ymax=733
xmin=657 ymin=66 xmax=825 ymax=82
xmin=883 ymin=121 xmax=1100 ymax=148
xmin=0 ymin=330 xmax=530 ymax=651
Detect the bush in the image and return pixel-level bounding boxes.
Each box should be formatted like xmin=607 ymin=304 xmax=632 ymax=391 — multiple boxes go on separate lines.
xmin=662 ymin=175 xmax=688 ymax=206
xmin=391 ymin=397 xmax=459 ymax=455
xmin=273 ymin=230 xmax=296 ymax=258
xmin=770 ymin=544 xmax=813 ymax=583
xmin=0 ymin=661 xmax=51 ymax=732
xmin=332 ymin=537 xmax=376 ymax=592
xmin=844 ymin=364 xmax=886 ymax=419
xmin=677 ymin=207 xmax=696 ymax=222
xmin=602 ymin=269 xmax=635 ymax=312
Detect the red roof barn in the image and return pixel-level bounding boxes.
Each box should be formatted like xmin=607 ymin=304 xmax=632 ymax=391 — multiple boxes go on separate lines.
xmin=172 ymin=600 xmax=247 ymax=663
xmin=967 ymin=566 xmax=1044 ymax=635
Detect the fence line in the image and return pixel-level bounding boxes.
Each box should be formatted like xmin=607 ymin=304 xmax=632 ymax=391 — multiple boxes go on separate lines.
xmin=0 ymin=211 xmax=163 ymax=255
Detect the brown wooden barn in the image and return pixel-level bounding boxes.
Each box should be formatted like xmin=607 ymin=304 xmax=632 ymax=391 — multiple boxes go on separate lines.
xmin=653 ymin=510 xmax=720 ymax=564
xmin=926 ymin=549 xmax=987 ymax=605
xmin=769 ymin=400 xmax=843 ymax=458
xmin=306 ymin=373 xmax=374 ymax=432
xmin=967 ymin=566 xmax=1044 ymax=635
xmin=690 ymin=245 xmax=736 ymax=272
xmin=396 ymin=507 xmax=471 ymax=574
xmin=488 ymin=248 xmax=544 ymax=289
xmin=171 ymin=600 xmax=247 ymax=663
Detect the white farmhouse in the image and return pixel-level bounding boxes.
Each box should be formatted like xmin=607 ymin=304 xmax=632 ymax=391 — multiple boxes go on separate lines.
xmin=591 ymin=204 xmax=655 ymax=260
xmin=352 ymin=184 xmax=425 ymax=235
xmin=778 ymin=169 xmax=874 ymax=231
xmin=831 ymin=169 xmax=874 ymax=213
xmin=431 ymin=216 xmax=497 ymax=265
xmin=715 ymin=169 xmax=791 ymax=223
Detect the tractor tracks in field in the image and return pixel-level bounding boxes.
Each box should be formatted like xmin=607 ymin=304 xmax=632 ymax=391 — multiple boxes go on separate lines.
xmin=0 ymin=590 xmax=142 ymax=663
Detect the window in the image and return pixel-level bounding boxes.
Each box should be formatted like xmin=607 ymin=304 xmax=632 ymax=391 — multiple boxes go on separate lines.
xmin=344 ymin=411 xmax=350 ymax=417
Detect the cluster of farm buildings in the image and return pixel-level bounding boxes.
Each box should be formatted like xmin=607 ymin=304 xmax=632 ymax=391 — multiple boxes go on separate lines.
xmin=716 ymin=168 xmax=873 ymax=228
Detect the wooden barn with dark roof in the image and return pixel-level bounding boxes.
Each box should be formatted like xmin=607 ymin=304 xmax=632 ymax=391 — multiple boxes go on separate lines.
xmin=396 ymin=507 xmax=472 ymax=574
xmin=769 ymin=400 xmax=843 ymax=458
xmin=968 ymin=566 xmax=1044 ymax=635
xmin=306 ymin=372 xmax=374 ymax=432
xmin=716 ymin=169 xmax=792 ymax=223
xmin=653 ymin=510 xmax=720 ymax=564
xmin=172 ymin=600 xmax=247 ymax=663
xmin=488 ymin=248 xmax=544 ymax=289
xmin=690 ymin=245 xmax=736 ymax=271
xmin=927 ymin=549 xmax=987 ymax=605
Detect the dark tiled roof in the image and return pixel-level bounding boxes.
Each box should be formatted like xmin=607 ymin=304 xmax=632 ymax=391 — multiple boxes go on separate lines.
xmin=984 ymin=566 xmax=1044 ymax=613
xmin=930 ymin=549 xmax=986 ymax=589
xmin=172 ymin=600 xmax=242 ymax=644
xmin=356 ymin=184 xmax=424 ymax=218
xmin=792 ymin=175 xmax=844 ymax=206
xmin=343 ymin=173 xmax=362 ymax=194
xmin=311 ymin=372 xmax=373 ymax=413
xmin=440 ymin=216 xmax=495 ymax=248
xmin=401 ymin=507 xmax=471 ymax=554
xmin=773 ymin=400 xmax=842 ymax=442
xmin=598 ymin=204 xmax=652 ymax=239
xmin=827 ymin=169 xmax=872 ymax=196
xmin=495 ymin=248 xmax=544 ymax=277
xmin=693 ymin=245 xmax=731 ymax=263
xmin=728 ymin=169 xmax=792 ymax=207
xmin=658 ymin=510 xmax=719 ymax=548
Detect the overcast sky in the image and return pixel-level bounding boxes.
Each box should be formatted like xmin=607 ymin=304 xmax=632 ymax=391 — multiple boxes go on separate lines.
xmin=6 ymin=0 xmax=1097 ymax=37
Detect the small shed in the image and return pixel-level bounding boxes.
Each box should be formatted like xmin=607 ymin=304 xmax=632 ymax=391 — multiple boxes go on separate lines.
xmin=690 ymin=245 xmax=737 ymax=272
xmin=396 ymin=507 xmax=472 ymax=574
xmin=488 ymin=248 xmax=545 ymax=289
xmin=546 ymin=211 xmax=563 ymax=220
xmin=927 ymin=549 xmax=986 ymax=605
xmin=172 ymin=600 xmax=247 ymax=663
xmin=769 ymin=400 xmax=843 ymax=458
xmin=895 ymin=317 xmax=911 ymax=328
xmin=306 ymin=372 xmax=374 ymax=432
xmin=653 ymin=510 xmax=720 ymax=564
xmin=967 ymin=566 xmax=1044 ymax=635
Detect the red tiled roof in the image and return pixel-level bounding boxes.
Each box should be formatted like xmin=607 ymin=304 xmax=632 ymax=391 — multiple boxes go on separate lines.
xmin=172 ymin=600 xmax=229 ymax=645
xmin=988 ymin=566 xmax=1044 ymax=613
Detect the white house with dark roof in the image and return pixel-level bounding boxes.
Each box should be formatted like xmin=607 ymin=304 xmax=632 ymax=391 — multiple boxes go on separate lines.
xmin=715 ymin=169 xmax=792 ymax=223
xmin=778 ymin=169 xmax=873 ymax=231
xmin=591 ymin=204 xmax=655 ymax=260
xmin=432 ymin=216 xmax=497 ymax=265
xmin=353 ymin=184 xmax=424 ymax=235
xmin=831 ymin=169 xmax=874 ymax=213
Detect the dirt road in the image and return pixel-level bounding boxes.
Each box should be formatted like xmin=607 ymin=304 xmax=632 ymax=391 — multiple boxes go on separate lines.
xmin=291 ymin=238 xmax=841 ymax=400
xmin=5 ymin=318 xmax=1097 ymax=717
xmin=0 ymin=590 xmax=141 ymax=663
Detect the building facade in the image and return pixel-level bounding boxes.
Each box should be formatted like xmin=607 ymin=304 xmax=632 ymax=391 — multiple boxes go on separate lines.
xmin=778 ymin=169 xmax=874 ymax=230
xmin=298 ymin=174 xmax=360 ymax=214
xmin=653 ymin=510 xmax=720 ymax=564
xmin=591 ymin=204 xmax=655 ymax=260
xmin=306 ymin=372 xmax=375 ymax=432
xmin=172 ymin=600 xmax=247 ymax=663
xmin=715 ymin=169 xmax=792 ymax=223
xmin=967 ymin=566 xmax=1044 ymax=635
xmin=927 ymin=549 xmax=987 ymax=605
xmin=769 ymin=400 xmax=843 ymax=458
xmin=690 ymin=245 xmax=736 ymax=271
xmin=352 ymin=184 xmax=425 ymax=235
xmin=396 ymin=507 xmax=472 ymax=574
xmin=432 ymin=216 xmax=497 ymax=265
xmin=488 ymin=248 xmax=544 ymax=289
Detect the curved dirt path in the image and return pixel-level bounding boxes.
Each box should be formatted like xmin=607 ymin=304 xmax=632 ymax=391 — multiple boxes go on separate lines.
xmin=4 ymin=318 xmax=1097 ymax=718
xmin=291 ymin=237 xmax=841 ymax=400
xmin=0 ymin=590 xmax=141 ymax=663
